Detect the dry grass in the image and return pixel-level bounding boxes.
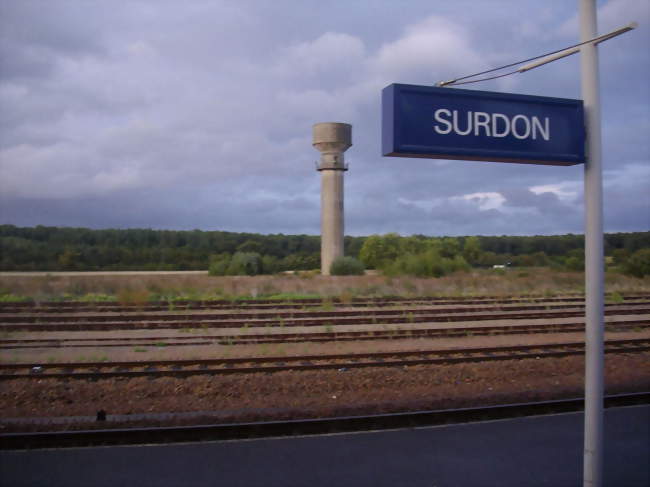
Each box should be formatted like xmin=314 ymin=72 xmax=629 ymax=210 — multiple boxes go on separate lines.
xmin=1 ymin=268 xmax=649 ymax=300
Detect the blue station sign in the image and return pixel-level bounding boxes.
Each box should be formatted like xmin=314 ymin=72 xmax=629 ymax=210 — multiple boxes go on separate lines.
xmin=382 ymin=84 xmax=585 ymax=166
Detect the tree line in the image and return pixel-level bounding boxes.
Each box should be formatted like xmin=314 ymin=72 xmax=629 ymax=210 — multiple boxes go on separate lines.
xmin=1 ymin=225 xmax=648 ymax=276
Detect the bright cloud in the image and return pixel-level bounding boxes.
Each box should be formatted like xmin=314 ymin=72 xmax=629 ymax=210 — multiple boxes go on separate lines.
xmin=454 ymin=192 xmax=507 ymax=211
xmin=529 ymin=182 xmax=581 ymax=202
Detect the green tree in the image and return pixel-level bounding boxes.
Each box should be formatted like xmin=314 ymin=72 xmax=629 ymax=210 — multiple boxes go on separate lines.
xmin=462 ymin=236 xmax=482 ymax=265
xmin=237 ymin=240 xmax=263 ymax=254
xmin=623 ymin=248 xmax=650 ymax=278
xmin=2 ymin=225 xmax=648 ymax=273
xmin=279 ymin=253 xmax=319 ymax=271
xmin=344 ymin=236 xmax=365 ymax=259
xmin=475 ymin=251 xmax=505 ymax=267
xmin=612 ymin=248 xmax=630 ymax=267
xmin=399 ymin=236 xmax=427 ymax=255
xmin=513 ymin=251 xmax=549 ymax=267
xmin=262 ymin=255 xmax=279 ymax=274
xmin=359 ymin=233 xmax=401 ymax=269
xmin=208 ymin=253 xmax=231 ymax=276
xmin=439 ymin=237 xmax=461 ymax=258
xmin=57 ymin=247 xmax=81 ymax=270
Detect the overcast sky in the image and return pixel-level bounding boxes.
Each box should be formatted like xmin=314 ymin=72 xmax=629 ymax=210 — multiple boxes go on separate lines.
xmin=1 ymin=0 xmax=648 ymax=237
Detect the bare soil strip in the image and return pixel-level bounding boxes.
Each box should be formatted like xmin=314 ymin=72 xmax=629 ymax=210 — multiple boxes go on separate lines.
xmin=2 ymin=353 xmax=648 ymax=432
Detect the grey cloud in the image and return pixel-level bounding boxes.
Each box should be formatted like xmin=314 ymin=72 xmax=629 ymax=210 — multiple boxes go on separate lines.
xmin=0 ymin=0 xmax=648 ymax=237
xmin=0 ymin=1 xmax=109 ymax=81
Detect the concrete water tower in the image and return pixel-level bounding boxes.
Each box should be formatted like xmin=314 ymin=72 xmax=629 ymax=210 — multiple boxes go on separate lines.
xmin=312 ymin=122 xmax=351 ymax=275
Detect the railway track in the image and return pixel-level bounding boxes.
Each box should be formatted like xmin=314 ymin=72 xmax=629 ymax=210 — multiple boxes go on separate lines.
xmin=2 ymin=392 xmax=648 ymax=449
xmin=3 ymin=293 xmax=649 ymax=451
xmin=2 ymin=318 xmax=649 ymax=349
xmin=1 ymin=303 xmax=649 ymax=332
xmin=1 ymin=293 xmax=648 ymax=314
xmin=2 ymin=337 xmax=648 ymax=380
xmin=3 ymin=300 xmax=649 ymax=323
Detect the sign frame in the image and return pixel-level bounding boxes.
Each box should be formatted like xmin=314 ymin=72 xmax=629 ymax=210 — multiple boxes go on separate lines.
xmin=382 ymin=83 xmax=585 ymax=166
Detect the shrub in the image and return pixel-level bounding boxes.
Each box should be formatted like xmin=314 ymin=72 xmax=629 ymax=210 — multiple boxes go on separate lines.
xmin=608 ymin=291 xmax=624 ymax=303
xmin=227 ymin=252 xmax=262 ymax=276
xmin=330 ymin=256 xmax=365 ymax=275
xmin=116 ymin=288 xmax=150 ymax=305
xmin=611 ymin=248 xmax=630 ymax=267
xmin=209 ymin=252 xmax=263 ymax=276
xmin=0 ymin=293 xmax=32 ymax=302
xmin=78 ymin=293 xmax=115 ymax=302
xmin=279 ymin=253 xmax=320 ymax=272
xmin=384 ymin=250 xmax=469 ymax=278
xmin=623 ymin=248 xmax=650 ymax=278
xmin=565 ymin=256 xmax=584 ymax=271
xmin=208 ymin=253 xmax=231 ymax=276
xmin=564 ymin=249 xmax=585 ymax=271
xmin=261 ymin=255 xmax=279 ymax=274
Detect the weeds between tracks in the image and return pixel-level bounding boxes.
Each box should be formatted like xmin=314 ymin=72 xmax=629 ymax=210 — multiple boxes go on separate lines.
xmin=2 ymin=268 xmax=650 ymax=304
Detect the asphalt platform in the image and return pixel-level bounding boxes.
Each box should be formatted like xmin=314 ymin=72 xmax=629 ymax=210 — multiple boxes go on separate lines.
xmin=1 ymin=405 xmax=648 ymax=487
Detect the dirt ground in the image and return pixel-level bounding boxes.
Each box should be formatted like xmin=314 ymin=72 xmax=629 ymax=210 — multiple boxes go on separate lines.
xmin=2 ymin=350 xmax=648 ymax=432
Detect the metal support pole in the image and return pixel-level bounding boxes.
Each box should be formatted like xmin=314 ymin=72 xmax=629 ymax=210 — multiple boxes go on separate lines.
xmin=580 ymin=1 xmax=605 ymax=486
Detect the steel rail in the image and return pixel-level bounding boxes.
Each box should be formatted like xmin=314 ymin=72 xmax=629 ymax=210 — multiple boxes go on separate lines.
xmin=0 ymin=296 xmax=605 ymax=313
xmin=2 ymin=318 xmax=648 ymax=349
xmin=2 ymin=292 xmax=646 ymax=311
xmin=2 ymin=306 xmax=649 ymax=332
xmin=217 ymin=320 xmax=650 ymax=345
xmin=3 ymin=301 xmax=649 ymax=324
xmin=1 ymin=392 xmax=647 ymax=449
xmin=2 ymin=338 xmax=648 ymax=380
xmin=0 ymin=293 xmax=592 ymax=309
xmin=2 ymin=295 xmax=648 ymax=315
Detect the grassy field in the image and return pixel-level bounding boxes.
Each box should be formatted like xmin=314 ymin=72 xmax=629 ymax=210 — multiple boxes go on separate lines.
xmin=1 ymin=268 xmax=649 ymax=302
